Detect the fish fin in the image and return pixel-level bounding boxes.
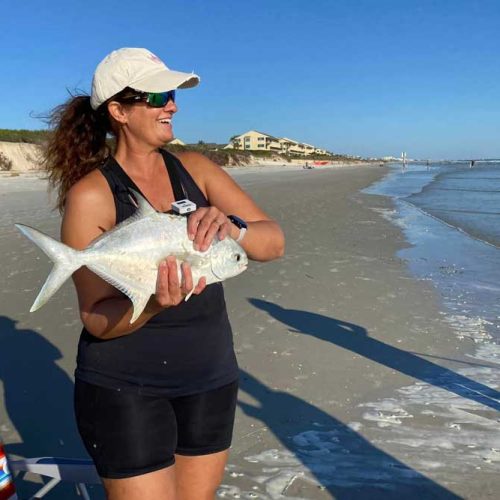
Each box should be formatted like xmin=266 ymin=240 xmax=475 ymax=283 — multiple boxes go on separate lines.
xmin=86 ymin=263 xmax=155 ymax=324
xmin=128 ymin=189 xmax=158 ymax=217
xmin=15 ymin=223 xmax=82 ymax=311
xmin=129 ymin=295 xmax=152 ymax=324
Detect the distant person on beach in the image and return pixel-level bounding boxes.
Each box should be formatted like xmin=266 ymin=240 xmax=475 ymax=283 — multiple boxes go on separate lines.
xmin=470 ymin=160 xmax=476 ymax=168
xmin=43 ymin=48 xmax=284 ymax=499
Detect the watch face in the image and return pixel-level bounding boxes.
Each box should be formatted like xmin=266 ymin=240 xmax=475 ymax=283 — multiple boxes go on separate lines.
xmin=229 ymin=215 xmax=247 ymax=229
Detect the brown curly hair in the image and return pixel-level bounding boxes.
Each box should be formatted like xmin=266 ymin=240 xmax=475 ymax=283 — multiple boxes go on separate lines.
xmin=43 ymin=88 xmax=141 ymax=212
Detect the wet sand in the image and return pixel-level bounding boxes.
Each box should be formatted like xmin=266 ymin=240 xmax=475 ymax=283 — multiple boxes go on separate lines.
xmin=0 ymin=166 xmax=498 ymax=498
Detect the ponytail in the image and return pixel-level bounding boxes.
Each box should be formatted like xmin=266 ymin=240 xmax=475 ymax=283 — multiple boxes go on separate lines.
xmin=43 ymin=94 xmax=111 ymax=212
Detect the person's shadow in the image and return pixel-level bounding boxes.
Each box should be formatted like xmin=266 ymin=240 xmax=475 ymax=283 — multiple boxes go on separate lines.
xmin=238 ymin=370 xmax=460 ymax=498
xmin=249 ymin=299 xmax=500 ymax=412
xmin=0 ymin=316 xmax=90 ymax=498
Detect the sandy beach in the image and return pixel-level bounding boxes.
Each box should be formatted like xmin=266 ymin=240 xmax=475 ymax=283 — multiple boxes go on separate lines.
xmin=1 ymin=164 xmax=498 ymax=499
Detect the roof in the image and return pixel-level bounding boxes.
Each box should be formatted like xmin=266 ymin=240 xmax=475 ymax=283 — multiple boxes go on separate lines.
xmin=280 ymin=137 xmax=299 ymax=145
xmin=233 ymin=130 xmax=280 ymax=141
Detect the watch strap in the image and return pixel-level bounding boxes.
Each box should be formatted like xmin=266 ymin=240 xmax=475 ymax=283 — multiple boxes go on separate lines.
xmin=236 ymin=226 xmax=247 ymax=243
xmin=228 ymin=215 xmax=248 ymax=243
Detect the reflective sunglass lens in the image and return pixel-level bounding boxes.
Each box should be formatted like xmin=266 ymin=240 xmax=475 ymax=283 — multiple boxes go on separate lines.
xmin=148 ymin=93 xmax=166 ymax=107
xmin=147 ymin=91 xmax=175 ymax=107
xmin=165 ymin=90 xmax=175 ymax=104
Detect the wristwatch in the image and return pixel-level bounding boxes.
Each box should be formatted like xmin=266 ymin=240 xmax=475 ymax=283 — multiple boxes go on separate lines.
xmin=228 ymin=215 xmax=247 ymax=243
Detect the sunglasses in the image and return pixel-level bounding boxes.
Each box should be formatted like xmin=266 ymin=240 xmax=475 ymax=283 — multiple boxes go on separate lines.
xmin=120 ymin=90 xmax=176 ymax=108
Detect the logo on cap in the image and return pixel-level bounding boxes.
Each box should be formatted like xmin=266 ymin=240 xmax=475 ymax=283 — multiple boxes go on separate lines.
xmin=148 ymin=54 xmax=163 ymax=64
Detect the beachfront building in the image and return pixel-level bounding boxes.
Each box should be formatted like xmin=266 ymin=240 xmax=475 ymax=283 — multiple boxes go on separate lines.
xmin=280 ymin=137 xmax=304 ymax=155
xmin=303 ymin=143 xmax=316 ymax=156
xmin=225 ymin=130 xmax=281 ymax=152
xmin=225 ymin=130 xmax=330 ymax=157
xmin=170 ymin=138 xmax=186 ymax=145
xmin=278 ymin=138 xmax=293 ymax=154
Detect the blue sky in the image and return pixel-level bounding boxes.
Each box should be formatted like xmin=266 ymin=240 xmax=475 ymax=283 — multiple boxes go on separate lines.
xmin=2 ymin=0 xmax=499 ymax=159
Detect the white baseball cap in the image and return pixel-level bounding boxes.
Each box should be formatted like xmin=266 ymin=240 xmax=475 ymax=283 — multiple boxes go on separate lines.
xmin=90 ymin=47 xmax=200 ymax=110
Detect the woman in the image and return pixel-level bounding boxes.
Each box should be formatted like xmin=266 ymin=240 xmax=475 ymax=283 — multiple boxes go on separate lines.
xmin=44 ymin=48 xmax=284 ymax=499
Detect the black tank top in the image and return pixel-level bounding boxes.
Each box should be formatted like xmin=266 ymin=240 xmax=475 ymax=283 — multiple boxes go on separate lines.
xmin=74 ymin=150 xmax=239 ymax=396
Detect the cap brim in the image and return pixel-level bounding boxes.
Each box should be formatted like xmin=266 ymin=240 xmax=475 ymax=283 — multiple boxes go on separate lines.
xmin=130 ymin=69 xmax=200 ymax=93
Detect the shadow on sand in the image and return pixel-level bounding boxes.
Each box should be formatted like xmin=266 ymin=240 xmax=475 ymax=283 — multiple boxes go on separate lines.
xmin=249 ymin=299 xmax=500 ymax=412
xmin=236 ymin=298 xmax=500 ymax=497
xmin=239 ymin=370 xmax=459 ymax=498
xmin=0 ymin=316 xmax=90 ymax=498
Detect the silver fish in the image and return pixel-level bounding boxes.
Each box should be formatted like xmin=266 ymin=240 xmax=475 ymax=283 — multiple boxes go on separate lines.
xmin=15 ymin=191 xmax=248 ymax=323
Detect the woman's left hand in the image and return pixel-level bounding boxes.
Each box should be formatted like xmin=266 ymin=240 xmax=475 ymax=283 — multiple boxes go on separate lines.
xmin=187 ymin=206 xmax=232 ymax=252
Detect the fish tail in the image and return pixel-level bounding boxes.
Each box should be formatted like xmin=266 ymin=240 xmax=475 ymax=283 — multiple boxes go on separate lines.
xmin=15 ymin=223 xmax=82 ymax=311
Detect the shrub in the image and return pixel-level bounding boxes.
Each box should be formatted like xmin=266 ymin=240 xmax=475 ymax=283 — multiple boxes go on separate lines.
xmin=163 ymin=144 xmax=252 ymax=167
xmin=0 ymin=129 xmax=51 ymax=145
xmin=0 ymin=151 xmax=13 ymax=171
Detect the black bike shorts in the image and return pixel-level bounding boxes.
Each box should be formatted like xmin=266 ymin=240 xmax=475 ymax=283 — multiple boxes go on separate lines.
xmin=74 ymin=379 xmax=239 ymax=479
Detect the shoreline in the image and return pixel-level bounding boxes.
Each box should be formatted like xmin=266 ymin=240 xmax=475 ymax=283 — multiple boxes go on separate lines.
xmin=0 ymin=165 xmax=497 ymax=498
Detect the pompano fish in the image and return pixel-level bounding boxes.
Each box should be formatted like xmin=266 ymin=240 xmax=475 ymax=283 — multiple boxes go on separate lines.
xmin=15 ymin=190 xmax=248 ymax=323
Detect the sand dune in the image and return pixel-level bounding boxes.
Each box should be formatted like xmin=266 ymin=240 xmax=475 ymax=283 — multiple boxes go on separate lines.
xmin=0 ymin=142 xmax=42 ymax=172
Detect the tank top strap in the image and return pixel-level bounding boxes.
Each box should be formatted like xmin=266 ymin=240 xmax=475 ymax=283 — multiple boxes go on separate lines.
xmin=159 ymin=149 xmax=187 ymax=201
xmin=99 ymin=157 xmax=136 ymax=224
xmin=160 ymin=150 xmax=209 ymax=208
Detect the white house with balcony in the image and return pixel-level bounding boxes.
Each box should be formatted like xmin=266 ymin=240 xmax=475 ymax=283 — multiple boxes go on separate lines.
xmin=169 ymin=138 xmax=186 ymax=146
xmin=225 ymin=130 xmax=330 ymax=157
xmin=280 ymin=137 xmax=306 ymax=155
xmin=224 ymin=130 xmax=282 ymax=152
xmin=303 ymin=143 xmax=316 ymax=156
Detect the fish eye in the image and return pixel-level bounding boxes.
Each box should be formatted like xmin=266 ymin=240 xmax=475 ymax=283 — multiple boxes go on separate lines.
xmin=234 ymin=253 xmax=241 ymax=262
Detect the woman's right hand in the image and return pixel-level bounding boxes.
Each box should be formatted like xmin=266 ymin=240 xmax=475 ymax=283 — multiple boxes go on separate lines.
xmin=154 ymin=256 xmax=206 ymax=308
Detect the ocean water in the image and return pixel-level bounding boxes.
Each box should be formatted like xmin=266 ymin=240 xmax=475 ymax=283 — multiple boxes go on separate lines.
xmin=358 ymin=163 xmax=500 ymax=486
xmin=365 ymin=161 xmax=500 ymax=343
